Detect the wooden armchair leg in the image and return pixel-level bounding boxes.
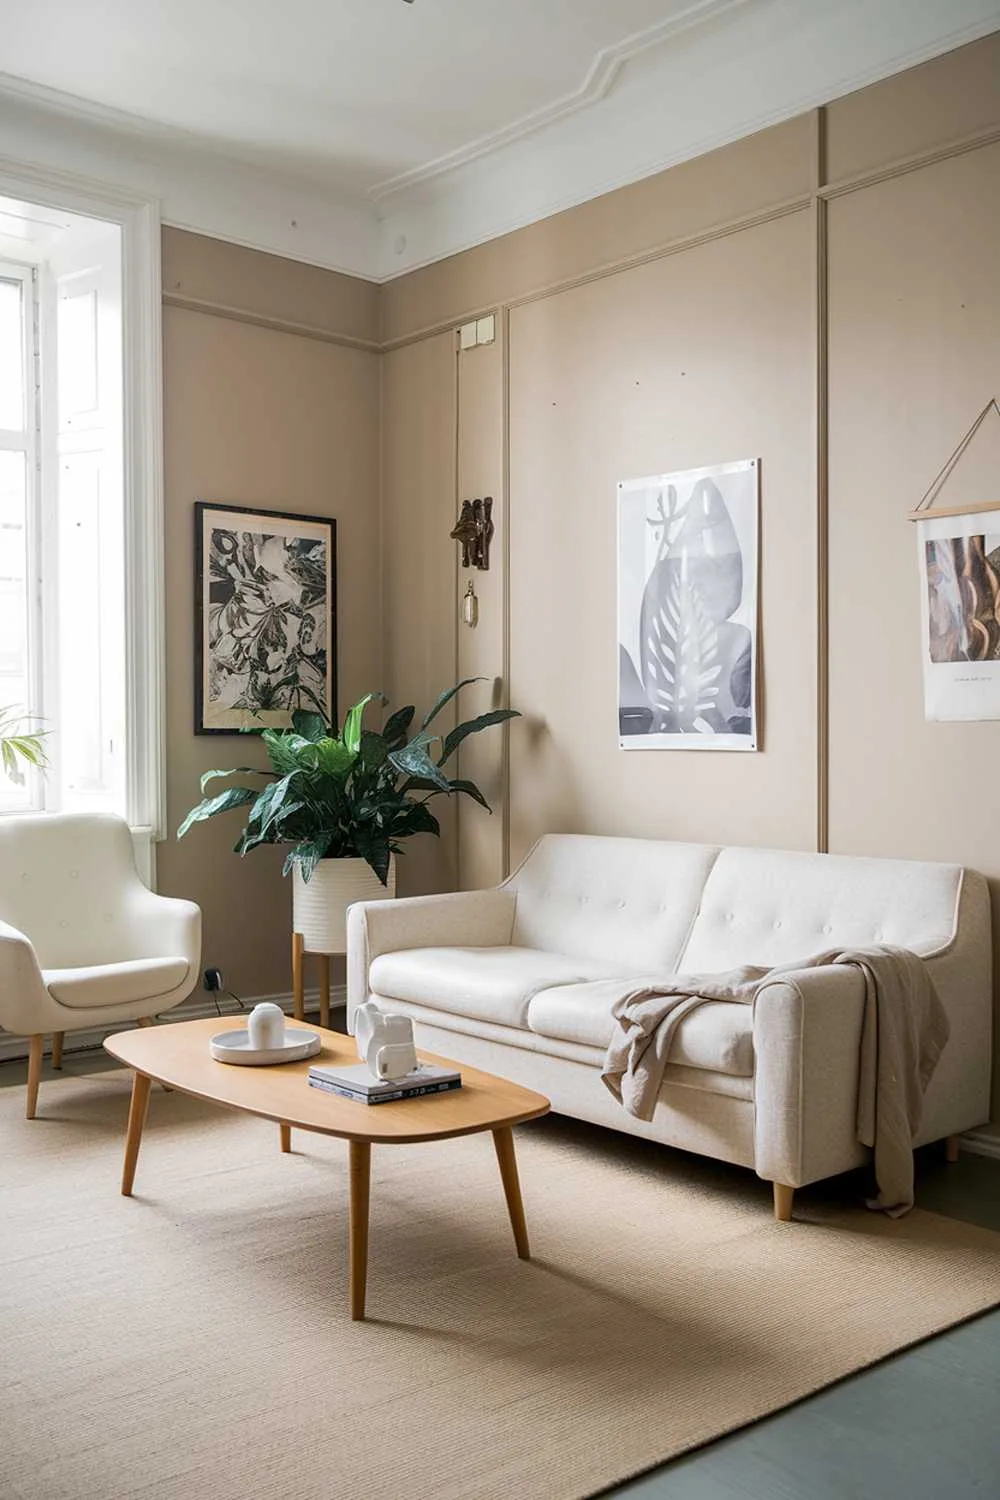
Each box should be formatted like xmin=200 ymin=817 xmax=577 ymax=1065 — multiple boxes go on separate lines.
xmin=51 ymin=1032 xmax=64 ymax=1070
xmin=26 ymin=1035 xmax=44 ymax=1120
xmin=773 ymin=1183 xmax=795 ymax=1222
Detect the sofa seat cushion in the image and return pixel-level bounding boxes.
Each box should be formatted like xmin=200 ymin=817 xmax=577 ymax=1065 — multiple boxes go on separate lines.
xmin=368 ymin=946 xmax=628 ymax=1029
xmin=44 ymin=957 xmax=191 ymax=1010
xmin=527 ymin=980 xmax=753 ymax=1076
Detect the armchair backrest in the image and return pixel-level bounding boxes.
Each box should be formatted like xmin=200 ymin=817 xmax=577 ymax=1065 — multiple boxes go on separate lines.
xmin=0 ymin=812 xmax=145 ymax=967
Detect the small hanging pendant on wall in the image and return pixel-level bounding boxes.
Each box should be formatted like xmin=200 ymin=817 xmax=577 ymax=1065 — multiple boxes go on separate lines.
xmin=462 ymin=579 xmax=479 ymax=628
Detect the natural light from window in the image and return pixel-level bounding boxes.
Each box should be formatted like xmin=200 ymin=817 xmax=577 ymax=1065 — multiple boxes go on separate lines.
xmin=0 ymin=204 xmax=125 ymax=817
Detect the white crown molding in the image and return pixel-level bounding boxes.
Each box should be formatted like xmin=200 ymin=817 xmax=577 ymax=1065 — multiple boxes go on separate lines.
xmin=0 ymin=0 xmax=997 ymax=284
xmin=368 ymin=0 xmax=754 ymax=201
xmin=0 ymin=81 xmax=381 ymax=281
xmin=373 ymin=0 xmax=1000 ymax=279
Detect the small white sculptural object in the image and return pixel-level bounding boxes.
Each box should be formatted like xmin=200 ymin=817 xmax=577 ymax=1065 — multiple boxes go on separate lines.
xmin=247 ymin=1002 xmax=286 ymax=1051
xmin=353 ymin=1000 xmax=418 ymax=1081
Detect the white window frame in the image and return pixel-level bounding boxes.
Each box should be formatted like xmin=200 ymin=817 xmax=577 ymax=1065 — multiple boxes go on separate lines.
xmin=0 ymin=155 xmax=164 ymax=884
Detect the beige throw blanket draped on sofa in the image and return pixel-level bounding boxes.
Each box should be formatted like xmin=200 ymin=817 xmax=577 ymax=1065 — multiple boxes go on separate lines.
xmin=601 ymin=946 xmax=950 ymax=1216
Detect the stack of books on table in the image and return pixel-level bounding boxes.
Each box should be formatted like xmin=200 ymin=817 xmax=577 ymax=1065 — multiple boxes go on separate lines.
xmin=308 ymin=1060 xmax=462 ymax=1105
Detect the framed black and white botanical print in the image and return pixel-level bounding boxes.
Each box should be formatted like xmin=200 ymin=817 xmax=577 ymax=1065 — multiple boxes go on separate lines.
xmin=194 ymin=502 xmax=336 ymax=734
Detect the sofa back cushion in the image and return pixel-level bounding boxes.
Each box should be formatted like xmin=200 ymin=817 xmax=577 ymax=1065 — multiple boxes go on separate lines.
xmin=504 ymin=834 xmax=719 ymax=971
xmin=679 ymin=845 xmax=963 ymax=972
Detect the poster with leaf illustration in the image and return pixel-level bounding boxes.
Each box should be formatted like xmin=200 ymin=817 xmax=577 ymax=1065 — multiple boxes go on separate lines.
xmin=618 ymin=461 xmax=759 ymax=751
xmin=195 ymin=502 xmax=336 ymax=734
xmin=918 ymin=509 xmax=1000 ymax=721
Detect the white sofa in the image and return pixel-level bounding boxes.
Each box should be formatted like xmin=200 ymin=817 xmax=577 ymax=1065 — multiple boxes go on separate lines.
xmin=348 ymin=835 xmax=993 ymax=1217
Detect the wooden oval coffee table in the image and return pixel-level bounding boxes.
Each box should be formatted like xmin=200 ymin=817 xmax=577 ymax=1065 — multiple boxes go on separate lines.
xmin=104 ymin=1018 xmax=550 ymax=1320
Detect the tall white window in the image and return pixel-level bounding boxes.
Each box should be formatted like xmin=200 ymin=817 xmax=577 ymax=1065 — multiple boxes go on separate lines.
xmin=0 ymin=203 xmax=128 ymax=819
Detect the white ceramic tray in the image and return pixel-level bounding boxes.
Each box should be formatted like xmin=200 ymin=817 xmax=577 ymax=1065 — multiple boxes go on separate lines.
xmin=209 ymin=1029 xmax=322 ymax=1066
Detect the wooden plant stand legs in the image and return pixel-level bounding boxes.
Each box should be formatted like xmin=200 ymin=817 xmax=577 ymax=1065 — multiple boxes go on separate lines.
xmin=51 ymin=1032 xmax=64 ymax=1070
xmin=349 ymin=1140 xmax=372 ymax=1321
xmin=121 ymin=1071 xmax=152 ymax=1196
xmin=25 ymin=1034 xmax=44 ymax=1120
xmin=773 ymin=1183 xmax=795 ymax=1222
xmin=946 ymin=1134 xmax=960 ymax=1163
xmin=319 ymin=954 xmax=331 ymax=1030
xmin=291 ymin=932 xmax=333 ymax=1027
xmin=493 ymin=1126 xmax=531 ymax=1259
xmin=292 ymin=932 xmax=305 ymax=1021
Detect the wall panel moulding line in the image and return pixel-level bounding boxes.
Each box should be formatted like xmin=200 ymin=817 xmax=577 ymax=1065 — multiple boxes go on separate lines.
xmin=812 ymin=107 xmax=830 ymax=858
xmin=161 ymin=291 xmax=381 ymax=353
xmin=818 ymin=123 xmax=1000 ymax=201
xmin=380 ymin=195 xmax=813 ymax=354
xmin=500 ymin=303 xmax=512 ymax=881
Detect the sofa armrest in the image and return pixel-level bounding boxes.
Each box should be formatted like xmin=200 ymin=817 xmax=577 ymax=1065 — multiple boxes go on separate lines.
xmin=347 ymin=889 xmax=515 ymax=1021
xmin=752 ymin=965 xmax=869 ymax=1189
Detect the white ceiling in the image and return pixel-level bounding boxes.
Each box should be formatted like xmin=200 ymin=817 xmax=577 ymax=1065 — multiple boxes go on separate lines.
xmin=0 ymin=0 xmax=998 ymax=281
xmin=1 ymin=0 xmax=717 ymax=196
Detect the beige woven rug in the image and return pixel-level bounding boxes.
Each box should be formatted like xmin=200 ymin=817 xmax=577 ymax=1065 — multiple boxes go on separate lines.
xmin=3 ymin=1073 xmax=1000 ymax=1500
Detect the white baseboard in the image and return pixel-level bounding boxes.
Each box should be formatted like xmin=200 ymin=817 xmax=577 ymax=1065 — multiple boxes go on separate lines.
xmin=0 ymin=984 xmax=349 ymax=1064
xmin=960 ymin=1130 xmax=1000 ymax=1161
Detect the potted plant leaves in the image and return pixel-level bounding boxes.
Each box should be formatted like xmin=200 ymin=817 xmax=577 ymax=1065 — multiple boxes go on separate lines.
xmin=178 ymin=679 xmax=518 ymax=952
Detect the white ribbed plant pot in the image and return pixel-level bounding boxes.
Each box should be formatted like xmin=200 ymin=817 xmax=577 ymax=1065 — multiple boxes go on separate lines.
xmin=292 ymin=857 xmax=396 ymax=954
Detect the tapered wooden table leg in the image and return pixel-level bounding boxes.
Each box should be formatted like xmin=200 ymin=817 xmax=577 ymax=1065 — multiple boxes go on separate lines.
xmin=25 ymin=1034 xmax=44 ymax=1120
xmin=319 ymin=954 xmax=331 ymax=1030
xmin=493 ymin=1126 xmax=530 ymax=1260
xmin=279 ymin=1122 xmax=291 ymax=1153
xmin=292 ymin=932 xmax=305 ymax=1021
xmin=51 ymin=1032 xmax=64 ymax=1070
xmin=349 ymin=1140 xmax=371 ymax=1320
xmin=121 ymin=1071 xmax=152 ymax=1196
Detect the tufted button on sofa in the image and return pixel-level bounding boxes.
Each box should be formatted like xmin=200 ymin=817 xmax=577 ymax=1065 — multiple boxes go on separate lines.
xmin=0 ymin=812 xmax=201 ymax=1118
xmin=348 ymin=834 xmax=993 ymax=1217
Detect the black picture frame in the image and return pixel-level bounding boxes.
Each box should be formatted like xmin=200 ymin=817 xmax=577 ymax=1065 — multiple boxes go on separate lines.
xmin=194 ymin=501 xmax=337 ymax=735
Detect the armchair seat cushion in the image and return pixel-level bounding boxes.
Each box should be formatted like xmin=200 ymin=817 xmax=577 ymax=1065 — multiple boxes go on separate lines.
xmin=527 ymin=980 xmax=754 ymax=1076
xmin=369 ymin=946 xmax=627 ymax=1029
xmin=44 ymin=957 xmax=191 ymax=1011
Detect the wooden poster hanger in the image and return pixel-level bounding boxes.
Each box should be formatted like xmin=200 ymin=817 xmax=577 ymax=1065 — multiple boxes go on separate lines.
xmin=907 ymin=397 xmax=1000 ymax=521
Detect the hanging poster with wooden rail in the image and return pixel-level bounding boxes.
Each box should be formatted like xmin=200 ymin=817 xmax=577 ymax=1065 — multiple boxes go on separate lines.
xmin=911 ymin=400 xmax=1000 ymax=722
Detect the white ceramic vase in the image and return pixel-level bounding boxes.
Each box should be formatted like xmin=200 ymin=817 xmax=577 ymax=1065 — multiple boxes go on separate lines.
xmin=291 ymin=857 xmax=396 ymax=954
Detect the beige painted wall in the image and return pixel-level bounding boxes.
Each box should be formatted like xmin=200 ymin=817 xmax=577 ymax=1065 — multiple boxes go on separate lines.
xmin=157 ymin=244 xmax=380 ymax=999
xmin=380 ymin=332 xmax=460 ymax=897
xmin=377 ymin=34 xmax=1000 ymax=1136
xmin=827 ymin=143 xmax=1000 ymax=1122
xmin=507 ymin=210 xmax=816 ymax=864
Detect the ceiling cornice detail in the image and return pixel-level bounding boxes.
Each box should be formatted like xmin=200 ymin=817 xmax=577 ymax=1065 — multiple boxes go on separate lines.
xmin=368 ymin=0 xmax=754 ymax=201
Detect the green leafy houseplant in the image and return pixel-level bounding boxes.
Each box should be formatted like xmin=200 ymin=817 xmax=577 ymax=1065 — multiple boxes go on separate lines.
xmin=178 ymin=680 xmax=519 ymax=885
xmin=0 ymin=707 xmax=48 ymax=786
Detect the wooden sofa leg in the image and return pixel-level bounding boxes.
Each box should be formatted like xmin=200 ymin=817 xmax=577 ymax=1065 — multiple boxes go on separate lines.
xmin=26 ymin=1035 xmax=44 ymax=1120
xmin=51 ymin=1032 xmax=64 ymax=1070
xmin=773 ymin=1183 xmax=795 ymax=1222
xmin=946 ymin=1135 xmax=960 ymax=1164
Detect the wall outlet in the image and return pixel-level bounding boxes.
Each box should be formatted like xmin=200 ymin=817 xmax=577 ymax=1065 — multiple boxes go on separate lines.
xmin=203 ymin=967 xmax=224 ymax=992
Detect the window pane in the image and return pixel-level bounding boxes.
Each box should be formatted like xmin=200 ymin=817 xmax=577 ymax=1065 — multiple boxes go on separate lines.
xmin=57 ymin=287 xmax=98 ymax=419
xmin=0 ymin=450 xmax=33 ymax=810
xmin=0 ymin=279 xmax=25 ymax=431
xmin=58 ymin=450 xmax=125 ymax=810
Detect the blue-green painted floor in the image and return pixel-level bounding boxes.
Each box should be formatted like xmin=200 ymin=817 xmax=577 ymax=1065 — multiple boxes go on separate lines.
xmin=608 ymin=1149 xmax=1000 ymax=1500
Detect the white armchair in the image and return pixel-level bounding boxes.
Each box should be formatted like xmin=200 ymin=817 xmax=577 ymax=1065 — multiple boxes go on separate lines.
xmin=0 ymin=812 xmax=201 ymax=1118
